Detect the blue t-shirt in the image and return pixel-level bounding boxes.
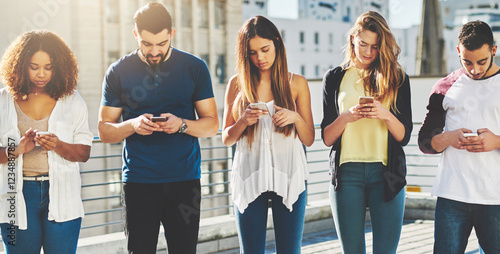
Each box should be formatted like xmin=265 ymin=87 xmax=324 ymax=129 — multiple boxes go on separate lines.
xmin=101 ymin=48 xmax=214 ymax=183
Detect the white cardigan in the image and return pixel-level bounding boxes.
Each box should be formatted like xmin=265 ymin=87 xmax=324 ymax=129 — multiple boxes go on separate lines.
xmin=0 ymin=88 xmax=93 ymax=229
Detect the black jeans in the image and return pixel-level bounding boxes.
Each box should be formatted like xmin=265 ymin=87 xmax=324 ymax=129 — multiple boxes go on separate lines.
xmin=122 ymin=179 xmax=201 ymax=254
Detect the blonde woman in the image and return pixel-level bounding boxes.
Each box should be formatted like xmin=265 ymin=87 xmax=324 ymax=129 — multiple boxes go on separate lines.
xmin=321 ymin=11 xmax=412 ymax=253
xmin=222 ymin=16 xmax=314 ymax=253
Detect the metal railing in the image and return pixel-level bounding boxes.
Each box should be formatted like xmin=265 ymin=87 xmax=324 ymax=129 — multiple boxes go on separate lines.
xmin=78 ymin=124 xmax=437 ymax=236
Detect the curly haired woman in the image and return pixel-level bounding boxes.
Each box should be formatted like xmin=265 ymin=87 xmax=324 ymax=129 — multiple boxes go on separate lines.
xmin=0 ymin=30 xmax=93 ymax=254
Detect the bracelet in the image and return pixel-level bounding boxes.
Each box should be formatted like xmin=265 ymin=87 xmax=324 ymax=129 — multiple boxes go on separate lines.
xmin=5 ymin=146 xmax=18 ymax=159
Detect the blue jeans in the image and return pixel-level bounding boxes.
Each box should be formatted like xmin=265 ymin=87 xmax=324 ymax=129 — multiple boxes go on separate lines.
xmin=434 ymin=197 xmax=500 ymax=254
xmin=235 ymin=190 xmax=307 ymax=254
xmin=0 ymin=180 xmax=81 ymax=254
xmin=329 ymin=162 xmax=405 ymax=254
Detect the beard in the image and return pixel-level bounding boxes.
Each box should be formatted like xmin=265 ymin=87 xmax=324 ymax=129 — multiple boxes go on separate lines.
xmin=146 ymin=52 xmax=166 ymax=67
xmin=462 ymin=54 xmax=494 ymax=80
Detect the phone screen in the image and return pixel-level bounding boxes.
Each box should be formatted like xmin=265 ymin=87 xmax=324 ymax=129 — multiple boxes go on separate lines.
xmin=463 ymin=133 xmax=478 ymax=137
xmin=249 ymin=103 xmax=271 ymax=118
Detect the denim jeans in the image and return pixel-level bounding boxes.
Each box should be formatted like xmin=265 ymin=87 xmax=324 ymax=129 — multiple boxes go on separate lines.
xmin=0 ymin=180 xmax=82 ymax=254
xmin=122 ymin=179 xmax=201 ymax=254
xmin=235 ymin=190 xmax=307 ymax=254
xmin=434 ymin=197 xmax=500 ymax=254
xmin=329 ymin=162 xmax=405 ymax=254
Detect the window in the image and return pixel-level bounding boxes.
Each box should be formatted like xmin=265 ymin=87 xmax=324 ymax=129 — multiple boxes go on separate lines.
xmin=126 ymin=0 xmax=139 ymax=24
xmin=300 ymin=31 xmax=304 ymax=44
xmin=281 ymin=30 xmax=285 ymax=42
xmin=181 ymin=0 xmax=192 ymax=27
xmin=214 ymin=1 xmax=225 ymax=29
xmin=314 ymin=32 xmax=319 ymax=45
xmin=329 ymin=33 xmax=333 ymax=45
xmin=106 ymin=0 xmax=120 ymax=23
xmin=315 ymin=65 xmax=320 ymax=77
xmin=301 ymin=65 xmax=305 ymax=76
xmin=216 ymin=54 xmax=226 ymax=84
xmin=198 ymin=0 xmax=209 ymax=28
xmin=256 ymin=1 xmax=265 ymax=8
xmin=343 ymin=6 xmax=351 ymax=22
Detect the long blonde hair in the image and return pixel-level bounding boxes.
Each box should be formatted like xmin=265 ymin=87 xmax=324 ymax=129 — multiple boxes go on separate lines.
xmin=342 ymin=11 xmax=405 ymax=111
xmin=233 ymin=16 xmax=295 ymax=145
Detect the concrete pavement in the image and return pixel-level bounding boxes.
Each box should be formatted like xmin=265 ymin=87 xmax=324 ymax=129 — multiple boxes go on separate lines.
xmin=221 ymin=220 xmax=481 ymax=254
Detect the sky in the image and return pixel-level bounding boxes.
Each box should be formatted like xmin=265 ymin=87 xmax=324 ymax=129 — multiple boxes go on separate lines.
xmin=267 ymin=0 xmax=423 ymax=29
xmin=267 ymin=0 xmax=299 ymax=19
xmin=388 ymin=0 xmax=423 ymax=29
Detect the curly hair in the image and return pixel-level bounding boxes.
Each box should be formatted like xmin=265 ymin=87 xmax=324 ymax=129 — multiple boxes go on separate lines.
xmin=459 ymin=20 xmax=494 ymax=51
xmin=0 ymin=30 xmax=78 ymax=100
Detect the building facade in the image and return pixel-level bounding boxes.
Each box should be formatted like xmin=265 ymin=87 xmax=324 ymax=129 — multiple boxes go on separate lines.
xmin=243 ymin=0 xmax=389 ymax=79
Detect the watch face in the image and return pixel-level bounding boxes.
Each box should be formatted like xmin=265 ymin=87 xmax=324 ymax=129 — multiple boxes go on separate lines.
xmin=310 ymin=0 xmax=338 ymax=21
xmin=180 ymin=125 xmax=187 ymax=133
xmin=178 ymin=119 xmax=188 ymax=133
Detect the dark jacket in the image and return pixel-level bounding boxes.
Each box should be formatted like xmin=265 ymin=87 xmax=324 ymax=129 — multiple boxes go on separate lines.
xmin=320 ymin=66 xmax=413 ymax=201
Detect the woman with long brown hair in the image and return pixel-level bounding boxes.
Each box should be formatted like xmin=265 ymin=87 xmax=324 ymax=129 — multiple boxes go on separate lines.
xmin=222 ymin=16 xmax=314 ymax=253
xmin=321 ymin=11 xmax=412 ymax=253
xmin=0 ymin=30 xmax=92 ymax=253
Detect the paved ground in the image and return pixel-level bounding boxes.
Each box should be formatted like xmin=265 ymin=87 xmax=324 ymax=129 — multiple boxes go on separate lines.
xmin=223 ymin=220 xmax=482 ymax=254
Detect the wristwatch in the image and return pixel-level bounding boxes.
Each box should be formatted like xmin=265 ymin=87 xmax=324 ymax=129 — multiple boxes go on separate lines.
xmin=178 ymin=118 xmax=188 ymax=133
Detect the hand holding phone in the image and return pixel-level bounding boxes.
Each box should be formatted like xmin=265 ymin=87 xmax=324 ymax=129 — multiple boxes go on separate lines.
xmin=249 ymin=102 xmax=271 ymax=118
xmin=35 ymin=131 xmax=51 ymax=146
xmin=359 ymin=96 xmax=374 ymax=106
xmin=463 ymin=133 xmax=478 ymax=138
xmin=151 ymin=116 xmax=167 ymax=122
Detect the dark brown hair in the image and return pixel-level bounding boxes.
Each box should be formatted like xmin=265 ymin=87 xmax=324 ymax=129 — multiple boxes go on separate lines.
xmin=234 ymin=16 xmax=295 ymax=145
xmin=459 ymin=20 xmax=494 ymax=51
xmin=134 ymin=2 xmax=172 ymax=34
xmin=0 ymin=30 xmax=78 ymax=100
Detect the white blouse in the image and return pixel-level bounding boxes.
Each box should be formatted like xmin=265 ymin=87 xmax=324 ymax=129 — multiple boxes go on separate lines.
xmin=231 ymin=99 xmax=309 ymax=213
xmin=0 ymin=88 xmax=93 ymax=229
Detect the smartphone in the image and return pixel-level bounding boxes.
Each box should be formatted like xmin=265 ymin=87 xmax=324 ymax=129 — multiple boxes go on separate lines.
xmin=151 ymin=116 xmax=167 ymax=122
xmin=35 ymin=131 xmax=51 ymax=146
xmin=249 ymin=102 xmax=271 ymax=118
xmin=359 ymin=96 xmax=374 ymax=105
xmin=463 ymin=133 xmax=478 ymax=137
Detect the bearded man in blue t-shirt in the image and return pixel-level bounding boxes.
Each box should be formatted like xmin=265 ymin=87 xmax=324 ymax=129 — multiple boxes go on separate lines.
xmin=98 ymin=3 xmax=218 ymax=253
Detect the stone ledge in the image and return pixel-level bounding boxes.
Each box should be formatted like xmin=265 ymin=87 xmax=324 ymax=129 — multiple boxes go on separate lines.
xmin=0 ymin=194 xmax=436 ymax=254
xmin=74 ymin=199 xmax=334 ymax=253
xmin=404 ymin=192 xmax=436 ymax=220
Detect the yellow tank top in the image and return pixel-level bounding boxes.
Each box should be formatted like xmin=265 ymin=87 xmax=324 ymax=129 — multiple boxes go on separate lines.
xmin=338 ymin=68 xmax=388 ymax=166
